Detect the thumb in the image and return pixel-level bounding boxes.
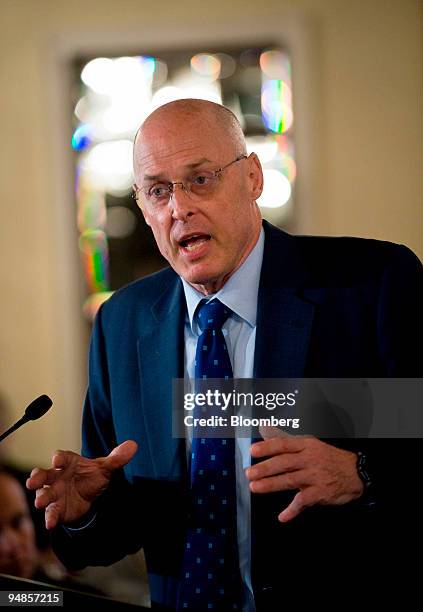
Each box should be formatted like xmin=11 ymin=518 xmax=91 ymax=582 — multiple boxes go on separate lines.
xmin=259 ymin=425 xmax=293 ymax=440
xmin=104 ymin=440 xmax=138 ymax=471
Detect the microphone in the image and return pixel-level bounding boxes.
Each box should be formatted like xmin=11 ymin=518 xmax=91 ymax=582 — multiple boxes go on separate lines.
xmin=0 ymin=395 xmax=53 ymax=443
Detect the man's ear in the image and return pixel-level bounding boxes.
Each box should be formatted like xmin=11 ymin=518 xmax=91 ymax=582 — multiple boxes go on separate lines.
xmin=247 ymin=153 xmax=264 ymax=201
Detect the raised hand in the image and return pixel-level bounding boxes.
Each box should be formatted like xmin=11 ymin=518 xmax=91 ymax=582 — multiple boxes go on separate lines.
xmin=245 ymin=427 xmax=363 ymax=523
xmin=26 ymin=440 xmax=138 ymax=530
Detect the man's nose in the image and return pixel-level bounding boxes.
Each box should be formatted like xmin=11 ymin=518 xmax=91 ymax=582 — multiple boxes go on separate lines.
xmin=170 ymin=183 xmax=195 ymax=221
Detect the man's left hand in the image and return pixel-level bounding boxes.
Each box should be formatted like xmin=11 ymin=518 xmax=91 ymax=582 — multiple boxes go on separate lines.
xmin=245 ymin=429 xmax=364 ymax=523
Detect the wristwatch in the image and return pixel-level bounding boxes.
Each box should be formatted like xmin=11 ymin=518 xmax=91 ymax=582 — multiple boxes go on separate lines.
xmin=356 ymin=451 xmax=372 ymax=488
xmin=355 ymin=451 xmax=376 ymax=506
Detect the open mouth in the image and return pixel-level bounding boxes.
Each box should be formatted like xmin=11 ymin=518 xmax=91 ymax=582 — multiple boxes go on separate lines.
xmin=179 ymin=234 xmax=211 ymax=251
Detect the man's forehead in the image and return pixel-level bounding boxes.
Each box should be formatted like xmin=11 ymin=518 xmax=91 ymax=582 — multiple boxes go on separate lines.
xmin=134 ymin=133 xmax=225 ymax=178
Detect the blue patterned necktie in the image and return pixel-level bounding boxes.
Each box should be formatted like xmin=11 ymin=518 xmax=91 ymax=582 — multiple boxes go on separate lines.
xmin=177 ymin=299 xmax=242 ymax=611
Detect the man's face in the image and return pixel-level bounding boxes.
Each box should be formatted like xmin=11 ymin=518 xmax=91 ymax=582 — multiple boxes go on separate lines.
xmin=0 ymin=475 xmax=38 ymax=579
xmin=133 ymin=109 xmax=263 ymax=294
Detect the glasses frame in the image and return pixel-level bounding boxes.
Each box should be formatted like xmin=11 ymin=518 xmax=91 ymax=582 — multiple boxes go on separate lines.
xmin=133 ymin=154 xmax=247 ymax=205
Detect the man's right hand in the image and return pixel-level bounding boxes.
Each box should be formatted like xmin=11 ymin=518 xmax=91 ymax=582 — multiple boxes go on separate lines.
xmin=26 ymin=440 xmax=138 ymax=530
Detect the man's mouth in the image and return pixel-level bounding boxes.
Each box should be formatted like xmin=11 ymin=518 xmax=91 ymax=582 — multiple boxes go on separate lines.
xmin=178 ymin=234 xmax=211 ymax=252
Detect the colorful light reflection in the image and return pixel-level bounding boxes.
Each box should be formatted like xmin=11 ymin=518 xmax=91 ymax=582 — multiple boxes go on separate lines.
xmin=78 ymin=229 xmax=109 ymax=293
xmin=83 ymin=291 xmax=114 ymax=321
xmin=71 ymin=124 xmax=93 ymax=151
xmin=261 ymin=80 xmax=293 ymax=133
xmin=260 ymin=50 xmax=291 ymax=82
xmin=190 ymin=53 xmax=221 ymax=80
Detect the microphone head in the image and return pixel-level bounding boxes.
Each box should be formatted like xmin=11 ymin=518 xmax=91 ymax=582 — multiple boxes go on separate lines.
xmin=24 ymin=395 xmax=53 ymax=421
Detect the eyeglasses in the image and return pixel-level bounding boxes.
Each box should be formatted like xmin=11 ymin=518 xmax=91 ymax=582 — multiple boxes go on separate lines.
xmin=133 ymin=155 xmax=247 ymax=208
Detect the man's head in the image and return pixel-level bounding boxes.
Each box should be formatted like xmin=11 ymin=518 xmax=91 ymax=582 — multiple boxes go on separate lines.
xmin=0 ymin=471 xmax=38 ymax=578
xmin=133 ymin=99 xmax=263 ymax=295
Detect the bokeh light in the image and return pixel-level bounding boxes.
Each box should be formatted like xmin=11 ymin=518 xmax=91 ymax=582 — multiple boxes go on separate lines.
xmin=83 ymin=291 xmax=114 ymax=321
xmin=246 ymin=136 xmax=279 ymax=163
xmin=71 ymin=124 xmax=93 ymax=151
xmin=260 ymin=50 xmax=291 ymax=82
xmin=190 ymin=53 xmax=221 ymax=80
xmin=106 ymin=206 xmax=137 ymax=239
xmin=80 ymin=140 xmax=133 ymax=194
xmin=258 ymin=169 xmax=292 ymax=208
xmin=261 ymin=80 xmax=293 ymax=133
xmin=81 ymin=58 xmax=114 ymax=94
xmin=215 ymin=53 xmax=236 ymax=79
xmin=76 ymin=177 xmax=106 ymax=233
xmin=78 ymin=229 xmax=109 ymax=292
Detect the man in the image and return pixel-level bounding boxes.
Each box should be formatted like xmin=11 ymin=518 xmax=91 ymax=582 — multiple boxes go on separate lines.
xmin=27 ymin=100 xmax=422 ymax=609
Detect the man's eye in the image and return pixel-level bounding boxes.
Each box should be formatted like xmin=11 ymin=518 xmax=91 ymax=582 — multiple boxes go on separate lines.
xmin=192 ymin=173 xmax=214 ymax=186
xmin=148 ymin=184 xmax=169 ymax=198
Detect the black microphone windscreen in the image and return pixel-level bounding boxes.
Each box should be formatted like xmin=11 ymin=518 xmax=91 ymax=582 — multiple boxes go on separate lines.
xmin=24 ymin=395 xmax=53 ymax=421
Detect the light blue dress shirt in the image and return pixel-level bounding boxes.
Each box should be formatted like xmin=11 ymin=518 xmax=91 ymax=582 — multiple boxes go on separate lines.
xmin=181 ymin=228 xmax=265 ymax=612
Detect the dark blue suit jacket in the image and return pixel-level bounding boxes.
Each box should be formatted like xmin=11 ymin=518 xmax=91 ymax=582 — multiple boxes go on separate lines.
xmin=54 ymin=222 xmax=423 ymax=608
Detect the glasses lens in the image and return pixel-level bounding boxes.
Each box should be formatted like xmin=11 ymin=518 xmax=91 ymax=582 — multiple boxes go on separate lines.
xmin=188 ymin=171 xmax=219 ymax=196
xmin=146 ymin=183 xmax=171 ymax=205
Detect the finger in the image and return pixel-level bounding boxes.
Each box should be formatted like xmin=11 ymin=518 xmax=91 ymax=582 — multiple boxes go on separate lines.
xmin=103 ymin=440 xmax=138 ymax=471
xmin=45 ymin=502 xmax=61 ymax=530
xmin=52 ymin=450 xmax=74 ymax=470
xmin=246 ymin=454 xmax=304 ymax=481
xmin=259 ymin=425 xmax=293 ymax=440
xmin=249 ymin=470 xmax=310 ymax=494
xmin=278 ymin=488 xmax=315 ymax=523
xmin=251 ymin=436 xmax=305 ymax=458
xmin=26 ymin=467 xmax=57 ymax=490
xmin=35 ymin=486 xmax=57 ymax=510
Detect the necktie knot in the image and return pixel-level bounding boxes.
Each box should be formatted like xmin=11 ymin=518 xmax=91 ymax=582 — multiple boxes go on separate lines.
xmin=196 ymin=299 xmax=232 ymax=332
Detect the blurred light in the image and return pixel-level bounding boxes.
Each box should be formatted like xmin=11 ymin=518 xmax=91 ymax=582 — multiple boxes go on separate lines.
xmin=280 ymin=155 xmax=297 ymax=183
xmin=80 ymin=140 xmax=133 ymax=194
xmin=258 ymin=169 xmax=291 ymax=208
xmin=215 ymin=53 xmax=236 ymax=79
xmin=83 ymin=291 xmax=114 ymax=321
xmin=71 ymin=124 xmax=93 ymax=151
xmin=102 ymin=101 xmax=146 ymax=135
xmin=260 ymin=50 xmax=291 ymax=81
xmin=190 ymin=53 xmax=221 ymax=80
xmin=246 ymin=136 xmax=278 ymax=163
xmin=113 ymin=56 xmax=155 ymax=89
xmin=76 ymin=177 xmax=107 ymax=232
xmin=151 ymin=86 xmax=184 ymax=108
xmin=81 ymin=55 xmax=155 ymax=97
xmin=185 ymin=85 xmax=222 ymax=103
xmin=153 ymin=59 xmax=168 ymax=87
xmin=151 ymin=82 xmax=222 ymax=109
xmin=106 ymin=206 xmax=137 ymax=238
xmin=81 ymin=58 xmax=114 ymax=94
xmin=74 ymin=96 xmax=90 ymax=122
xmin=261 ymin=80 xmax=293 ymax=133
xmin=78 ymin=229 xmax=109 ymax=292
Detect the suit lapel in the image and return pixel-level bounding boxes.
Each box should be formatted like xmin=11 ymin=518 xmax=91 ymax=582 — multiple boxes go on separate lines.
xmin=254 ymin=222 xmax=315 ymax=378
xmin=137 ymin=275 xmax=187 ymax=481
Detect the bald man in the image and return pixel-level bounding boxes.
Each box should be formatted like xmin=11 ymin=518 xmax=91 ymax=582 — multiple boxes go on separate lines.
xmin=28 ymin=100 xmax=422 ymax=610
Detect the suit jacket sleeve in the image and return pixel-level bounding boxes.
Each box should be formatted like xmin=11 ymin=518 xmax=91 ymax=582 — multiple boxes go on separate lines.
xmin=51 ymin=303 xmax=144 ymax=569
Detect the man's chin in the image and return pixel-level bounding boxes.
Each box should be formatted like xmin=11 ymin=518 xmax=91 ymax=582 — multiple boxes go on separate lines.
xmin=179 ymin=267 xmax=232 ymax=295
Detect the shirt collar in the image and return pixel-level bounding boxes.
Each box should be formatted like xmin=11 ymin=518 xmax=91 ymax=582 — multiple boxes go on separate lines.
xmin=182 ymin=227 xmax=265 ymax=332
